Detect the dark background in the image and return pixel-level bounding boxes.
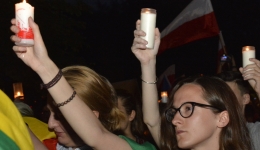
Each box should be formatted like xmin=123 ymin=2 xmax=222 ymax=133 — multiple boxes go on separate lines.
xmin=1 ymin=0 xmax=260 ymax=119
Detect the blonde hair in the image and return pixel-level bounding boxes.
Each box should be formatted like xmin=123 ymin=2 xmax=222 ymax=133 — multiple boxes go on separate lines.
xmin=62 ymin=66 xmax=125 ymax=132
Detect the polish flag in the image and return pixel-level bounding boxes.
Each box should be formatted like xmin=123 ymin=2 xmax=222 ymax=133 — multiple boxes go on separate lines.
xmin=159 ymin=0 xmax=220 ymax=54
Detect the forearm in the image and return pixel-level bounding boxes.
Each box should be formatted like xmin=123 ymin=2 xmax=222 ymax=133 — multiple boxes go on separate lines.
xmin=141 ymin=59 xmax=161 ymax=143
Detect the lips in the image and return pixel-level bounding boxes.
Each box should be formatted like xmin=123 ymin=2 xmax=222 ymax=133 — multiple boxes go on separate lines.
xmin=55 ymin=131 xmax=63 ymax=137
xmin=176 ymin=130 xmax=185 ymax=135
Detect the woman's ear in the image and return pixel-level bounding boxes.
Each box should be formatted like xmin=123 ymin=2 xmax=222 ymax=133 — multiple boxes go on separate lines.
xmin=93 ymin=110 xmax=99 ymax=118
xmin=242 ymin=93 xmax=250 ymax=105
xmin=129 ymin=110 xmax=136 ymax=122
xmin=217 ymin=111 xmax=229 ymax=128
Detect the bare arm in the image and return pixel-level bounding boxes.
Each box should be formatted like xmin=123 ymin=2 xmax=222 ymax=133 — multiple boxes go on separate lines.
xmin=131 ymin=20 xmax=161 ymax=146
xmin=27 ymin=126 xmax=48 ymax=150
xmin=10 ymin=18 xmax=131 ymax=150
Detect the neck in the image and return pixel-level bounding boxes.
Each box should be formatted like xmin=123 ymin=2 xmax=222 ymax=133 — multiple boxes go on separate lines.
xmin=123 ymin=126 xmax=136 ymax=141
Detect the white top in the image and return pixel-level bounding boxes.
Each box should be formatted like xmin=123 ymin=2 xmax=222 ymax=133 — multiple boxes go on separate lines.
xmin=56 ymin=143 xmax=91 ymax=150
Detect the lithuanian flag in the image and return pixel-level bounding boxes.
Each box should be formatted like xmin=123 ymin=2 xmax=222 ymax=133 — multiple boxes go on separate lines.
xmin=0 ymin=90 xmax=33 ymax=149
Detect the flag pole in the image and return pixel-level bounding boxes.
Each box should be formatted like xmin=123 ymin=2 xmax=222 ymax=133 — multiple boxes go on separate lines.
xmin=218 ymin=31 xmax=227 ymax=54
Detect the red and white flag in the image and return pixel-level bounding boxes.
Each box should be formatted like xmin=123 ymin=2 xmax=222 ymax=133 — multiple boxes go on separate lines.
xmin=159 ymin=0 xmax=220 ymax=54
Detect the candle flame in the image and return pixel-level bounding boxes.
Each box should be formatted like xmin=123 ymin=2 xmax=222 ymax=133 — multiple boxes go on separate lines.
xmin=242 ymin=46 xmax=255 ymax=52
xmin=161 ymin=91 xmax=168 ymax=97
xmin=23 ymin=0 xmax=26 ymax=3
xmin=17 ymin=92 xmax=21 ymax=96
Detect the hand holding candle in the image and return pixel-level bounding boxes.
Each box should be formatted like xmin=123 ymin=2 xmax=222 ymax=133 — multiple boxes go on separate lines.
xmin=15 ymin=0 xmax=34 ymax=46
xmin=140 ymin=8 xmax=157 ymax=49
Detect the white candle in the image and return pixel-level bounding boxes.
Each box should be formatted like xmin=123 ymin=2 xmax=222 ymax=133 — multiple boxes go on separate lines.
xmin=161 ymin=91 xmax=168 ymax=103
xmin=242 ymin=46 xmax=255 ymax=67
xmin=141 ymin=8 xmax=156 ymax=49
xmin=15 ymin=0 xmax=34 ymax=46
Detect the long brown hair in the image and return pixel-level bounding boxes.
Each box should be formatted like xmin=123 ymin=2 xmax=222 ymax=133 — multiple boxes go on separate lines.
xmin=160 ymin=76 xmax=252 ymax=150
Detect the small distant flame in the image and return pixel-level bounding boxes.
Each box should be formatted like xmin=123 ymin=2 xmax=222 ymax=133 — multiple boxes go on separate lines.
xmin=17 ymin=92 xmax=21 ymax=96
xmin=23 ymin=0 xmax=26 ymax=3
xmin=161 ymin=91 xmax=168 ymax=97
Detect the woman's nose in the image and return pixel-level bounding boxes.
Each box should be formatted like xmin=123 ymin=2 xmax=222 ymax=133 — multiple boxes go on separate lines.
xmin=48 ymin=114 xmax=58 ymax=129
xmin=172 ymin=111 xmax=182 ymax=126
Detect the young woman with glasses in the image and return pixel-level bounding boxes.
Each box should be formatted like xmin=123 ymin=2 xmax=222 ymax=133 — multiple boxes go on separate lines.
xmin=131 ymin=20 xmax=252 ymax=150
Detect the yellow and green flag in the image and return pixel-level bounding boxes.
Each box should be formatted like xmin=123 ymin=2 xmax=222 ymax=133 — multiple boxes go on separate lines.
xmin=0 ymin=90 xmax=33 ymax=150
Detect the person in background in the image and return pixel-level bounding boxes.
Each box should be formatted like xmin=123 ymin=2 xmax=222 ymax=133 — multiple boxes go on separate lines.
xmin=217 ymin=54 xmax=237 ymax=74
xmin=115 ymin=89 xmax=157 ymax=150
xmin=14 ymin=98 xmax=34 ymax=117
xmin=131 ymin=19 xmax=252 ymax=150
xmin=218 ymin=61 xmax=260 ymax=150
xmin=217 ymin=71 xmax=252 ymax=116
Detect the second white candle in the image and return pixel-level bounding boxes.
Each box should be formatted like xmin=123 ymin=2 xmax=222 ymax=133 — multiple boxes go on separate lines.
xmin=242 ymin=46 xmax=255 ymax=67
xmin=141 ymin=8 xmax=156 ymax=49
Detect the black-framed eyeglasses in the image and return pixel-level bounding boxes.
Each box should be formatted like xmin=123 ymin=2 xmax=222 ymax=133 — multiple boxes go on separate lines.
xmin=165 ymin=102 xmax=223 ymax=122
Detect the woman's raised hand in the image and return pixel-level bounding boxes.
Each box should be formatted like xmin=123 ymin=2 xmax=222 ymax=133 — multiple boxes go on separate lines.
xmin=131 ymin=20 xmax=160 ymax=65
xmin=240 ymin=58 xmax=260 ymax=96
xmin=10 ymin=17 xmax=51 ymax=74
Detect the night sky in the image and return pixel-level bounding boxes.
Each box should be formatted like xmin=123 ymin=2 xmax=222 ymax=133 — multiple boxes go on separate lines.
xmin=1 ymin=0 xmax=260 ymax=116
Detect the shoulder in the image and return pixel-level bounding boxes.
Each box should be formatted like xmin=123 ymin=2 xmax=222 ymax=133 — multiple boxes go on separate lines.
xmin=247 ymin=122 xmax=260 ymax=150
xmin=247 ymin=122 xmax=260 ymax=131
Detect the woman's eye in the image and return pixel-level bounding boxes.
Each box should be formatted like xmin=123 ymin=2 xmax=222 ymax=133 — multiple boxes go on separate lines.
xmin=184 ymin=106 xmax=192 ymax=111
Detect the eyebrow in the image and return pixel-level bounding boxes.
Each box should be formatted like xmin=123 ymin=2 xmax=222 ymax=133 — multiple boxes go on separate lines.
xmin=171 ymin=101 xmax=195 ymax=108
xmin=171 ymin=105 xmax=178 ymax=109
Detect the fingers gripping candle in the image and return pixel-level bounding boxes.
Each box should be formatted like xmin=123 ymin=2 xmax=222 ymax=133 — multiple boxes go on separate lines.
xmin=242 ymin=46 xmax=255 ymax=67
xmin=15 ymin=0 xmax=34 ymax=46
xmin=141 ymin=8 xmax=156 ymax=49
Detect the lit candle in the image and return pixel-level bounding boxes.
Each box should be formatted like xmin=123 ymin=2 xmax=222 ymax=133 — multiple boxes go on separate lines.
xmin=242 ymin=46 xmax=255 ymax=67
xmin=15 ymin=0 xmax=34 ymax=46
xmin=141 ymin=8 xmax=156 ymax=49
xmin=17 ymin=92 xmax=21 ymax=96
xmin=242 ymin=46 xmax=256 ymax=86
xmin=161 ymin=91 xmax=168 ymax=103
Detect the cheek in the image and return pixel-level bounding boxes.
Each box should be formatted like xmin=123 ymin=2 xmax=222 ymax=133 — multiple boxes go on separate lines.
xmin=191 ymin=118 xmax=216 ymax=132
xmin=58 ymin=122 xmax=69 ymax=133
xmin=178 ymin=113 xmax=218 ymax=148
xmin=187 ymin=110 xmax=218 ymax=134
